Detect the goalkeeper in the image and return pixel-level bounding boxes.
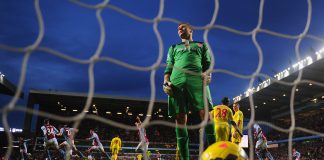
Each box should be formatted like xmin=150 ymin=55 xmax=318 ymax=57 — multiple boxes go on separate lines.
xmin=163 ymin=22 xmax=216 ymax=160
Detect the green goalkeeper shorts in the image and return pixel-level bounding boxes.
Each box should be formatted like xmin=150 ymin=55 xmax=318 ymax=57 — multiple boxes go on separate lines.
xmin=168 ymin=75 xmax=213 ymax=118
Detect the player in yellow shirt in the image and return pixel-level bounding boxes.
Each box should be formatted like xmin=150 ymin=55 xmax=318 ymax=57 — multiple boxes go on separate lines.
xmin=232 ymin=103 xmax=244 ymax=144
xmin=137 ymin=154 xmax=143 ymax=160
xmin=210 ymin=97 xmax=242 ymax=142
xmin=110 ymin=135 xmax=122 ymax=160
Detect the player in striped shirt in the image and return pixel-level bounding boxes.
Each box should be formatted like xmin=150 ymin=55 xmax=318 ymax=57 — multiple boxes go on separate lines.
xmin=40 ymin=119 xmax=65 ymax=159
xmin=58 ymin=125 xmax=84 ymax=158
xmin=135 ymin=116 xmax=150 ymax=159
xmin=254 ymin=124 xmax=274 ymax=160
xmin=13 ymin=137 xmax=31 ymax=160
xmin=86 ymin=129 xmax=110 ymax=159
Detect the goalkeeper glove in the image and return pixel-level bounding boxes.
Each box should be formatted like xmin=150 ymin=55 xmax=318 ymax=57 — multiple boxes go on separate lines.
xmin=163 ymin=81 xmax=173 ymax=96
xmin=202 ymin=72 xmax=212 ymax=85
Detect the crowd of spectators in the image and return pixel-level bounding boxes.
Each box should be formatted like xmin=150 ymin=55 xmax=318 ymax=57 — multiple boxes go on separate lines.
xmin=267 ymin=110 xmax=324 ymax=141
xmin=269 ymin=139 xmax=324 ymax=160
xmin=261 ymin=109 xmax=324 ymax=160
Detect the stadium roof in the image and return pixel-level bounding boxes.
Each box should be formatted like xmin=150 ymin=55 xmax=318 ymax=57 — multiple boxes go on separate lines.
xmin=24 ymin=89 xmax=168 ymax=132
xmin=232 ymin=50 xmax=324 ymax=120
xmin=27 ymin=89 xmax=167 ymax=113
xmin=0 ymin=72 xmax=23 ymax=98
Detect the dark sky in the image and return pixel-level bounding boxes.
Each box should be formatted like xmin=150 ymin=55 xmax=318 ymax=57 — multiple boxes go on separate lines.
xmin=1 ymin=0 xmax=324 ymax=128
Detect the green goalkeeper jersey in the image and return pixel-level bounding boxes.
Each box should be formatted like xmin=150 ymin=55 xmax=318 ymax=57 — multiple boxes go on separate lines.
xmin=164 ymin=41 xmax=211 ymax=80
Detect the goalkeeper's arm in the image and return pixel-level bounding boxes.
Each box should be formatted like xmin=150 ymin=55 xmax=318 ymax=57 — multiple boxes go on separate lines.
xmin=163 ymin=73 xmax=173 ymax=96
xmin=164 ymin=73 xmax=170 ymax=82
xmin=230 ymin=121 xmax=243 ymax=137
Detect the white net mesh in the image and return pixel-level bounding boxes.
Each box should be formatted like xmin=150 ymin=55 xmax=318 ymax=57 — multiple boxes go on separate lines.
xmin=1 ymin=0 xmax=324 ymax=159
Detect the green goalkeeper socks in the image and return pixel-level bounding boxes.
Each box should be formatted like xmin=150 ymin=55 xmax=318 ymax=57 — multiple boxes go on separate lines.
xmin=176 ymin=127 xmax=189 ymax=160
xmin=204 ymin=123 xmax=216 ymax=146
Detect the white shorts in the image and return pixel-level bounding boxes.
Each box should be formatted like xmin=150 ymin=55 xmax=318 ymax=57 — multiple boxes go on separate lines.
xmin=45 ymin=138 xmax=58 ymax=148
xmin=20 ymin=149 xmax=27 ymax=154
xmin=62 ymin=141 xmax=73 ymax=155
xmin=136 ymin=141 xmax=149 ymax=151
xmin=90 ymin=143 xmax=104 ymax=151
xmin=256 ymin=140 xmax=267 ymax=150
xmin=62 ymin=141 xmax=69 ymax=146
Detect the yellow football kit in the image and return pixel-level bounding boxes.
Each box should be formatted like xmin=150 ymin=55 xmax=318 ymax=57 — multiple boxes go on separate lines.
xmin=137 ymin=154 xmax=143 ymax=160
xmin=110 ymin=137 xmax=122 ymax=160
xmin=211 ymin=105 xmax=234 ymax=142
xmin=232 ymin=110 xmax=244 ymax=144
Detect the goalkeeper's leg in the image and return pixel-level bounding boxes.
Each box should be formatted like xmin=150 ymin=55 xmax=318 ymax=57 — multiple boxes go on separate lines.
xmin=176 ymin=113 xmax=189 ymax=160
xmin=189 ymin=81 xmax=215 ymax=147
xmin=199 ymin=109 xmax=216 ymax=146
xmin=204 ymin=123 xmax=216 ymax=146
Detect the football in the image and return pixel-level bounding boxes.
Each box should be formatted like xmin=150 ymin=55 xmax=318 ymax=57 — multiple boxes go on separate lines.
xmin=201 ymin=141 xmax=248 ymax=160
